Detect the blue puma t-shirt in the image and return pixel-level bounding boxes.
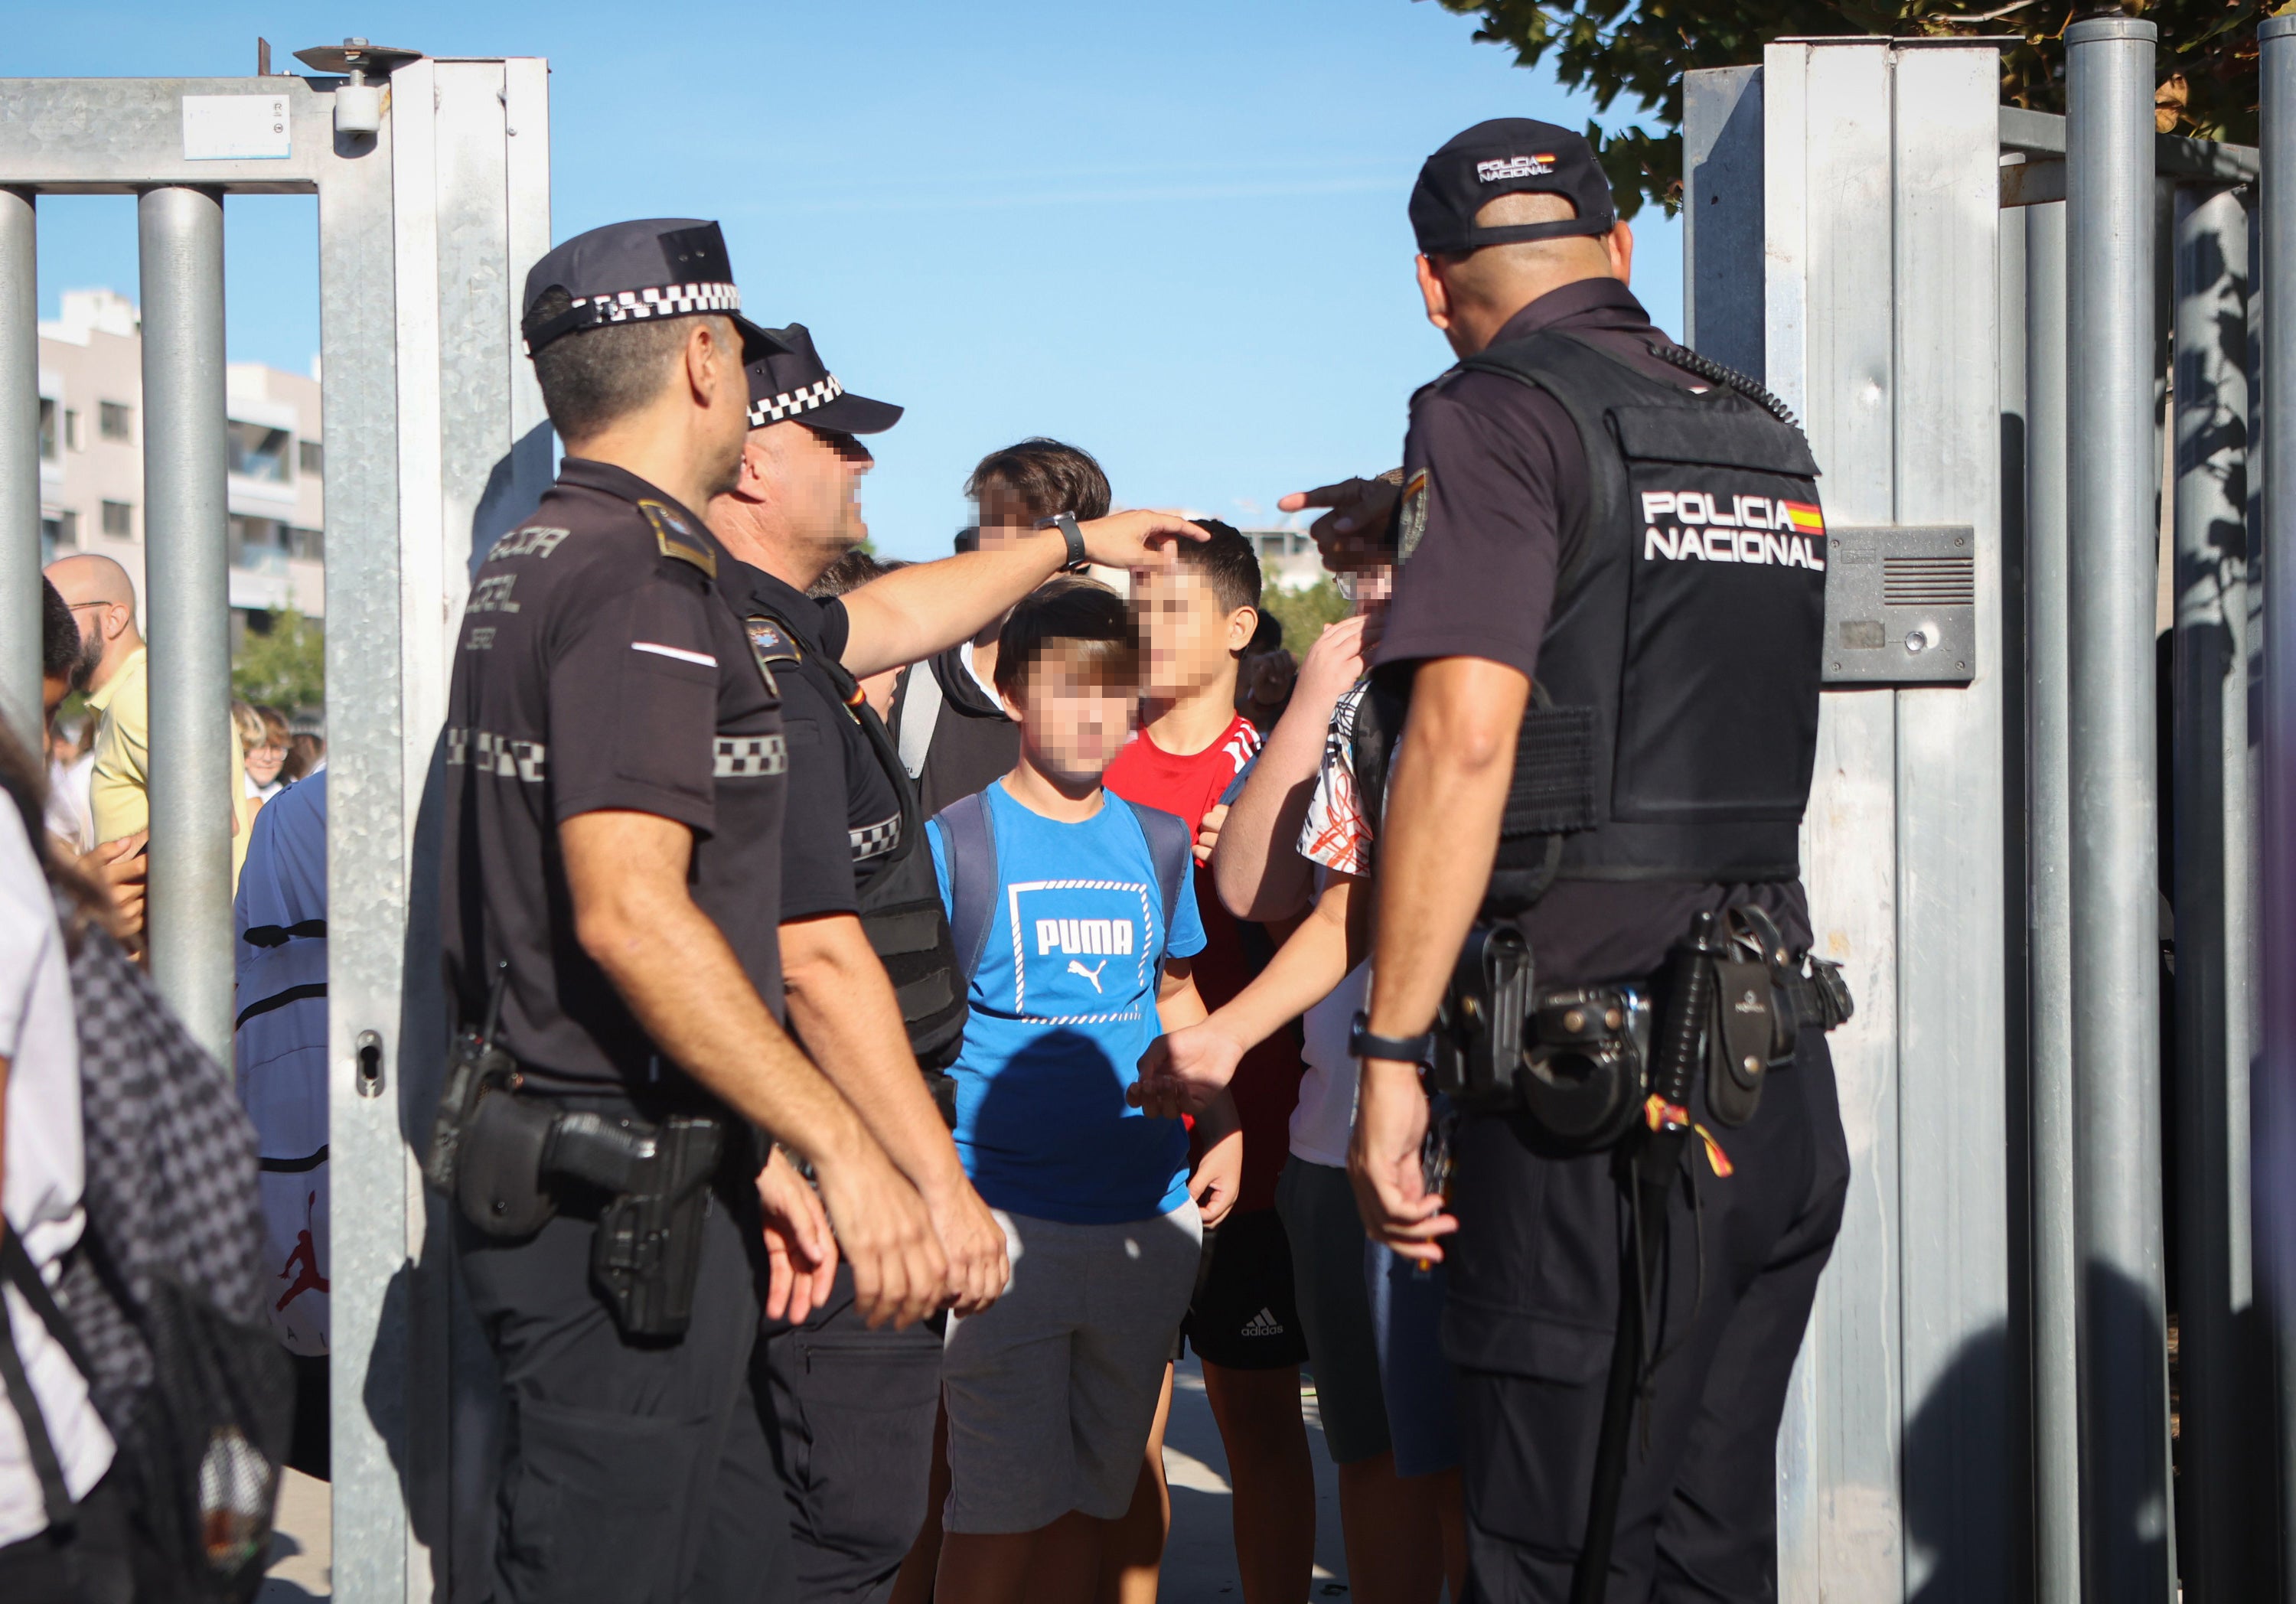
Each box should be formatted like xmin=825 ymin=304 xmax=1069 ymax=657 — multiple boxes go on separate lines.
xmin=928 ymin=780 xmax=1206 ymax=1224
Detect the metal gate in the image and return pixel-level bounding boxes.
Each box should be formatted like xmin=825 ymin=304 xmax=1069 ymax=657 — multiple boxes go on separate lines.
xmin=1686 ymin=23 xmax=2296 ymax=1601
xmin=0 ymin=52 xmax=552 ymax=1601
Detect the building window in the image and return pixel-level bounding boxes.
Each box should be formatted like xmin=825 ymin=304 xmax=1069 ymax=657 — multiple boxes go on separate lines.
xmin=285 ymin=525 xmax=325 ymax=561
xmin=64 ymin=409 xmax=82 ymax=451
xmin=41 ymin=512 xmax=78 ymax=564
xmin=101 ymin=500 xmax=132 ymax=539
xmin=99 ymin=402 xmax=132 ymax=442
xmin=38 ymin=399 xmax=55 ymax=461
xmin=298 ymin=439 xmax=323 ymax=478
xmin=228 ymin=420 xmax=292 ymax=483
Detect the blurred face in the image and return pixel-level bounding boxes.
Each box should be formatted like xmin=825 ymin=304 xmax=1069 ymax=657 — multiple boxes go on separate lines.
xmin=857 ymin=665 xmax=900 ymax=722
xmin=1132 ymin=567 xmax=1254 ymax=699
xmin=744 ymin=421 xmax=873 ymax=561
xmin=1002 ymin=651 xmax=1136 ymax=789
xmin=972 ymin=475 xmax=1041 ymax=555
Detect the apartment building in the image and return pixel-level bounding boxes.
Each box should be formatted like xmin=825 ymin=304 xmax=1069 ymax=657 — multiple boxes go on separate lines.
xmin=38 ymin=287 xmax=325 ymax=637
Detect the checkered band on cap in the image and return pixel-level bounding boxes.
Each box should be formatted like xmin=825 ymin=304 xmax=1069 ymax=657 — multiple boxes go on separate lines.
xmin=748 ymin=374 xmax=844 ymax=427
xmin=523 ymin=280 xmax=742 ymax=354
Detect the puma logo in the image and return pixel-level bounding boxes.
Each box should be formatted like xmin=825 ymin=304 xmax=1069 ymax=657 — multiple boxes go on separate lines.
xmin=1068 ymin=958 xmax=1109 ymax=993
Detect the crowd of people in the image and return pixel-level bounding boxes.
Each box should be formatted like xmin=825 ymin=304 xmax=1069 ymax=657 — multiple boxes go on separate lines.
xmin=4 ymin=113 xmax=1848 ymax=1604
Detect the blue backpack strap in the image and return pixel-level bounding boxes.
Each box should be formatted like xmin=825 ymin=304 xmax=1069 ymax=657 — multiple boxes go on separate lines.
xmin=937 ymin=791 xmax=1000 ymax=983
xmin=1120 ymin=798 xmax=1194 ymax=949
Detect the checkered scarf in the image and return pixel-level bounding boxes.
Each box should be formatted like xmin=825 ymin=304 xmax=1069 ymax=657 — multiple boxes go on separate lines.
xmin=53 ymin=914 xmax=268 ymax=1431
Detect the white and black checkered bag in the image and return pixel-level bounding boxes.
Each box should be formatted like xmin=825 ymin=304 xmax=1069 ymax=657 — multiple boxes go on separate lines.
xmin=51 ymin=914 xmax=290 ymax=1600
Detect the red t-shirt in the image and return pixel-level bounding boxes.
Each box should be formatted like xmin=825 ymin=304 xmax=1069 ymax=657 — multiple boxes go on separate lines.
xmin=1104 ymin=714 xmax=1306 ymax=1214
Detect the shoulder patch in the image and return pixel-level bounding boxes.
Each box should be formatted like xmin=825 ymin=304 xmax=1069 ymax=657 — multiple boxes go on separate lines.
xmin=745 ymin=615 xmax=802 ymax=665
xmin=638 ymin=500 xmax=718 ymax=579
xmin=1397 ymin=469 xmax=1430 ymax=564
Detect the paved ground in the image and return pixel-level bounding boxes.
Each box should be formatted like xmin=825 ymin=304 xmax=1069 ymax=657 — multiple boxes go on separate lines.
xmin=260 ymin=1354 xmax=1357 ymax=1600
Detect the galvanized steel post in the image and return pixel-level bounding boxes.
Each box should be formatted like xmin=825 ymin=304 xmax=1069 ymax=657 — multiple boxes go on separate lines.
xmin=2257 ymin=15 xmax=2296 ymax=1596
xmin=0 ymin=188 xmax=38 ymax=738
xmin=2170 ymin=182 xmax=2259 ymax=1599
xmin=138 ymin=185 xmax=235 ymax=1062
xmin=2025 ymin=193 xmax=2082 ymax=1604
xmin=2065 ymin=18 xmax=2174 ymax=1598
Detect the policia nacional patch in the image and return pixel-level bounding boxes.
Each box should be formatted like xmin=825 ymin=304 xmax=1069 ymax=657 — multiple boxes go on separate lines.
xmin=1397 ymin=469 xmax=1430 ymax=563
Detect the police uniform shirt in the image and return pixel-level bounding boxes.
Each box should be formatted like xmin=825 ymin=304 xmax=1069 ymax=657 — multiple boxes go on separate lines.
xmin=721 ymin=560 xmax=903 ymax=918
xmin=439 ymin=458 xmax=789 ymax=1096
xmin=1374 ymin=277 xmax=1810 ymax=985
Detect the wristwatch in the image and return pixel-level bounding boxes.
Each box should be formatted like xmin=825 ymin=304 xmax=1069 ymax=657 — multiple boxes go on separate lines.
xmin=1035 ymin=511 xmax=1089 ymax=570
xmin=1349 ymin=1010 xmax=1435 ymax=1064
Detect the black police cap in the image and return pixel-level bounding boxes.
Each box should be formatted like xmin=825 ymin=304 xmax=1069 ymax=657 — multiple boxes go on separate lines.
xmin=520 ymin=217 xmax=784 ymax=362
xmin=744 ymin=323 xmax=903 ymax=435
xmin=1408 ymin=119 xmax=1617 ymax=257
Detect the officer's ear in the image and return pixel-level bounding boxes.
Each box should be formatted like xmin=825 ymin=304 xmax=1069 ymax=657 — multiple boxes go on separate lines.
xmin=1605 ymin=219 xmax=1635 ymax=287
xmin=1415 ymin=254 xmax=1454 ymax=333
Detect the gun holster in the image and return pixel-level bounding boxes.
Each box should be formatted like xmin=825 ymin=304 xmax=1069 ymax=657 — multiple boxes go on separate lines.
xmin=431 ymin=1055 xmax=726 ymax=1338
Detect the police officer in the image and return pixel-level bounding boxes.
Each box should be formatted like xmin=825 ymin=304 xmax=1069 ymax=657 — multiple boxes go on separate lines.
xmin=1329 ymin=124 xmax=1851 ymax=1600
xmin=703 ymin=324 xmax=1205 ymax=1602
xmin=439 ymin=219 xmax=946 ymax=1604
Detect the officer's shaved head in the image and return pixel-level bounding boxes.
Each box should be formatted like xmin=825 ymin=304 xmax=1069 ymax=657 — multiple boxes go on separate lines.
xmin=44 ymin=551 xmax=136 ymax=611
xmin=1433 ymin=193 xmax=1618 ymax=308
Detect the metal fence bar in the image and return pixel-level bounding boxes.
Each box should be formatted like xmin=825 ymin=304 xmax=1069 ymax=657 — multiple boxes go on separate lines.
xmin=2064 ymin=18 xmax=2174 ymax=1598
xmin=0 ymin=187 xmax=37 ymax=737
xmin=2256 ymin=17 xmax=2296 ymax=1598
xmin=2025 ymin=193 xmax=2080 ymax=1604
xmin=2170 ymin=181 xmax=2260 ymax=1599
xmin=138 ymin=184 xmax=234 ymax=1062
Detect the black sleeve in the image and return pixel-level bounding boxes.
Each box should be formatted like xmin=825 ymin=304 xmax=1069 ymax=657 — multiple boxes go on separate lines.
xmin=817 ymin=595 xmax=851 ymax=662
xmin=777 ymin=676 xmax=861 ymax=921
xmin=547 ymin=562 xmax=719 ymax=832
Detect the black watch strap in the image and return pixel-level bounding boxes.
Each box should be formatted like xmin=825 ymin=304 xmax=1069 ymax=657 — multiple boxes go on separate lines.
xmin=1349 ymin=1010 xmax=1434 ymax=1064
xmin=1036 ymin=511 xmax=1088 ymax=569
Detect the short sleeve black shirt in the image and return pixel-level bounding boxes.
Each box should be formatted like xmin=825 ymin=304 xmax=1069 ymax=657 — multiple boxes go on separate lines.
xmin=1373 ymin=279 xmax=1810 ymax=983
xmin=439 ymin=458 xmax=789 ymax=1096
xmin=719 ymin=561 xmax=905 ymax=921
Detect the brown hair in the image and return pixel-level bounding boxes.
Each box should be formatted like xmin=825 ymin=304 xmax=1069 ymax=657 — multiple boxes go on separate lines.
xmin=0 ymin=710 xmax=117 ymax=950
xmin=992 ymin=576 xmax=1140 ymax=698
xmin=528 ymin=286 xmax=722 ymax=441
xmin=965 ymin=438 xmax=1112 ymax=524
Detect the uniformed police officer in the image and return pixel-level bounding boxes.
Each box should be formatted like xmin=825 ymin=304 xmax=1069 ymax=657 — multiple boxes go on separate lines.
xmin=438 ymin=219 xmax=946 ymax=1604
xmin=1333 ymin=121 xmax=1854 ymax=1604
xmin=698 ymin=324 xmax=1202 ymax=1600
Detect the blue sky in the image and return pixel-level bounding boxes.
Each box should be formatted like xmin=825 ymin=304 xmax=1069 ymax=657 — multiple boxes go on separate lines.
xmin=21 ymin=1 xmax=1682 ymax=561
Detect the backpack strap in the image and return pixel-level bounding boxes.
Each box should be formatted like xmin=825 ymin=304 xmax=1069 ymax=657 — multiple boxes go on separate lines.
xmin=0 ymin=1224 xmax=86 ymax=1531
xmin=1120 ymin=799 xmax=1193 ymax=949
xmin=938 ymin=791 xmax=1000 ymax=983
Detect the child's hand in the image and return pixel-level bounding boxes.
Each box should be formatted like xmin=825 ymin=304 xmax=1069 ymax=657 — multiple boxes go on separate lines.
xmin=1295 ymin=613 xmax=1370 ymax=716
xmin=1130 ymin=1020 xmax=1244 ymax=1120
xmin=757 ymin=1146 xmax=839 ymax=1324
xmin=1189 ymin=1125 xmax=1244 ymax=1231
xmin=1193 ymin=803 xmax=1228 ymax=866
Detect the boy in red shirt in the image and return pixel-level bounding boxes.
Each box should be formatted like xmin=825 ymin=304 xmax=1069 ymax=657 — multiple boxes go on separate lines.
xmin=1101 ymin=520 xmax=1314 ymax=1604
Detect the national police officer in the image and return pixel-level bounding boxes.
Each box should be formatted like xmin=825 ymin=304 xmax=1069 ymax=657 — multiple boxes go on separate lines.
xmin=1332 ymin=124 xmax=1852 ymax=1601
xmin=702 ymin=324 xmax=1205 ymax=1602
xmin=436 ymin=219 xmax=945 ymax=1604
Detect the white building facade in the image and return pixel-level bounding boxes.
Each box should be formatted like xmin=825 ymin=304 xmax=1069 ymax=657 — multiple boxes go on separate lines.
xmin=38 ymin=287 xmax=325 ymax=634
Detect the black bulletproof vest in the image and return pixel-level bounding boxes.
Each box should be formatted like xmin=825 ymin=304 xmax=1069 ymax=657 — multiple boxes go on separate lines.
xmin=1358 ymin=331 xmax=1827 ymax=915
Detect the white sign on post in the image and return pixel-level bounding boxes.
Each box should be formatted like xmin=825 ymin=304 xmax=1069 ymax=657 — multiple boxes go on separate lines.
xmin=181 ymin=95 xmax=292 ymax=161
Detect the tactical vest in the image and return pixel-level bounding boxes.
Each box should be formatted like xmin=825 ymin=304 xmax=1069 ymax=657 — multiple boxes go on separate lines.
xmin=1357 ymin=331 xmax=1827 ymax=914
xmin=753 ymin=613 xmax=970 ymax=1078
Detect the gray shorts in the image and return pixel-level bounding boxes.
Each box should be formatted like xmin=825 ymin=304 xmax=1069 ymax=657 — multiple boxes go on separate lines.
xmin=1276 ymin=1158 xmax=1392 ymax=1465
xmin=941 ymin=1202 xmax=1202 ymax=1534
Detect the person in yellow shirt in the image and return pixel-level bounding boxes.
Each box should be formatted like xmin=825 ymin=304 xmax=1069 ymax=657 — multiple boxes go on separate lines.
xmin=44 ymin=553 xmax=248 ymax=885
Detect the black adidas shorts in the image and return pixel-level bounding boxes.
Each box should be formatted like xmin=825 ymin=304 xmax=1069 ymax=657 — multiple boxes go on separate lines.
xmin=1182 ymin=1205 xmax=1309 ymax=1370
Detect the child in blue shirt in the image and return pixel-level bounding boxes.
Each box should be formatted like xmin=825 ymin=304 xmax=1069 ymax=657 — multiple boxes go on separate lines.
xmin=927 ymin=578 xmax=1241 ymax=1599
